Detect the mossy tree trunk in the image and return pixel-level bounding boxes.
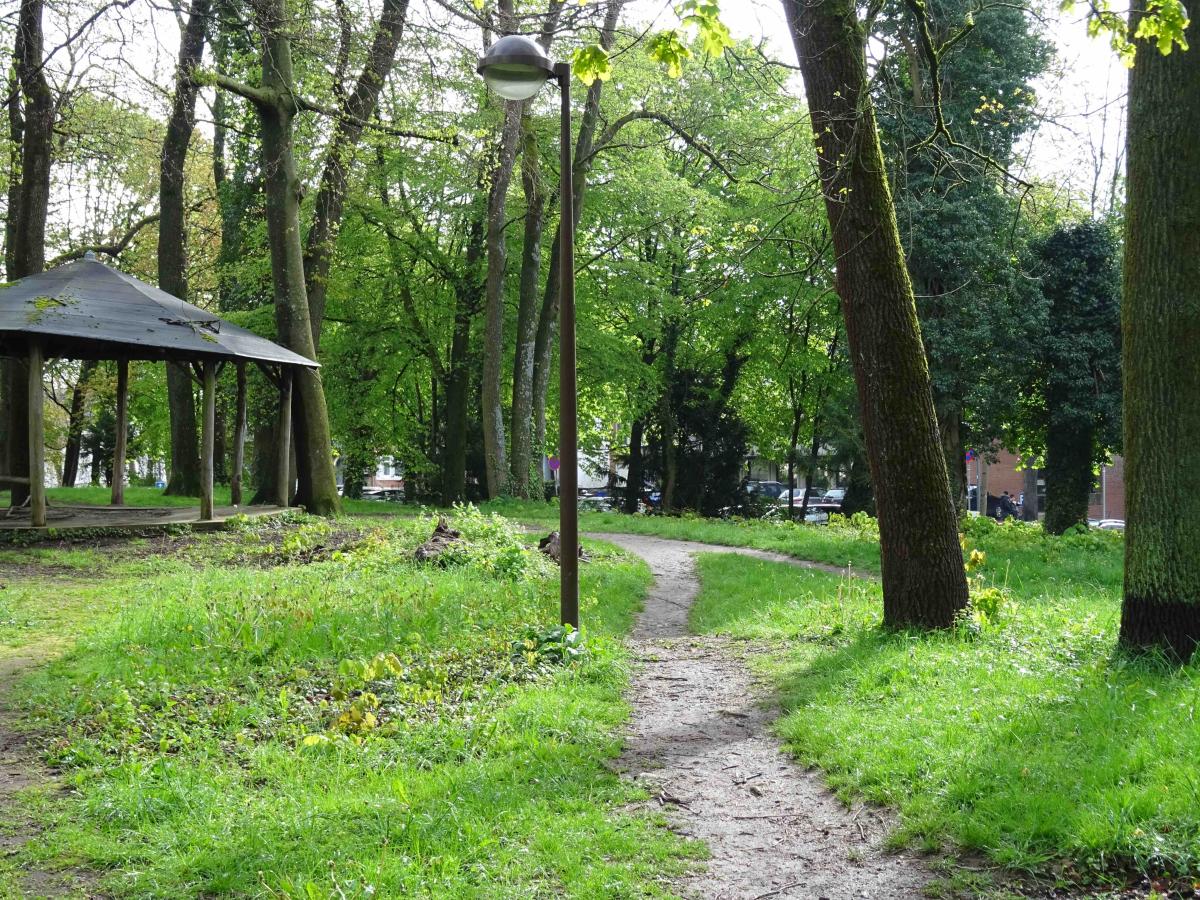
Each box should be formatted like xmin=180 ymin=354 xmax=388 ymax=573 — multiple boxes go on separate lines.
xmin=1043 ymin=418 xmax=1094 ymax=534
xmin=4 ymin=0 xmax=54 ymax=506
xmin=218 ymin=0 xmax=340 ymax=515
xmin=158 ymin=0 xmax=209 ymax=497
xmin=785 ymin=0 xmax=968 ymax=628
xmin=1118 ymin=14 xmax=1200 ymax=661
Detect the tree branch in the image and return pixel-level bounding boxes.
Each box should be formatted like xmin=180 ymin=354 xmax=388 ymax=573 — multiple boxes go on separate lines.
xmin=586 ymin=109 xmax=738 ymax=182
xmin=902 ymin=0 xmax=1033 ymax=189
xmin=50 ymin=210 xmax=168 ymax=266
xmin=295 ymin=95 xmax=456 ymax=144
xmin=209 ymin=72 xmax=277 ymax=107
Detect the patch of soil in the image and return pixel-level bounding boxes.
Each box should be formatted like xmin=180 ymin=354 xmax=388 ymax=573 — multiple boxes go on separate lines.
xmin=599 ymin=533 xmax=928 ymax=900
xmin=0 ymin=651 xmax=99 ymax=898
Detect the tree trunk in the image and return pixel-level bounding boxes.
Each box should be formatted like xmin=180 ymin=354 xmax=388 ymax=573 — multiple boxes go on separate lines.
xmin=1118 ymin=13 xmax=1200 ymax=661
xmin=231 ymin=363 xmax=247 ymax=504
xmin=938 ymin=402 xmax=967 ymax=517
xmin=660 ymin=323 xmax=679 ymax=513
xmin=800 ymin=426 xmax=822 ymax=520
xmin=786 ymin=0 xmax=968 ymax=628
xmin=440 ymin=213 xmax=484 ymax=505
xmin=302 ymin=0 xmax=410 ymax=349
xmin=480 ymin=101 xmax=523 ymax=498
xmin=251 ymin=0 xmax=340 ymax=515
xmin=510 ymin=113 xmax=546 ymax=498
xmin=61 ymin=360 xmax=94 ymax=486
xmin=531 ymin=0 xmax=622 ymax=454
xmin=4 ymin=0 xmax=54 ymax=506
xmin=159 ymin=0 xmax=210 ymax=496
xmin=1043 ymin=416 xmax=1093 ymax=534
xmin=164 ymin=365 xmax=200 ymax=495
xmin=4 ymin=22 xmax=23 ymax=280
xmin=625 ymin=417 xmax=644 ymax=513
xmin=787 ymin=404 xmax=801 ymax=519
xmin=1022 ymin=463 xmax=1039 ymax=521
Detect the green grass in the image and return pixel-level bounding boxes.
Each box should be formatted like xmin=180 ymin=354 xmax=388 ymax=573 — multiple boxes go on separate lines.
xmin=689 ymin=523 xmax=1200 ymax=886
xmin=0 ymin=484 xmax=234 ymax=508
xmin=482 ymin=499 xmax=883 ymax=572
xmin=1 ymin=509 xmax=696 ymax=898
xmin=0 ymin=484 xmax=424 ymax=518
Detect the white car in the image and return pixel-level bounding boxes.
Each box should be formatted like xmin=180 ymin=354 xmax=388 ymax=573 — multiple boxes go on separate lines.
xmin=821 ymin=488 xmax=846 ymax=503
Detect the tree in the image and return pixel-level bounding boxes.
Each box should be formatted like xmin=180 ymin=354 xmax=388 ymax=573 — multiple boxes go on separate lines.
xmin=159 ymin=0 xmax=211 ymax=497
xmin=1035 ymin=221 xmax=1121 ymax=535
xmin=1118 ymin=14 xmax=1200 ymax=660
xmin=3 ymin=0 xmax=56 ymax=505
xmin=784 ymin=0 xmax=969 ymax=628
xmin=873 ymin=0 xmax=1051 ymax=512
xmin=213 ymin=0 xmax=341 ymax=515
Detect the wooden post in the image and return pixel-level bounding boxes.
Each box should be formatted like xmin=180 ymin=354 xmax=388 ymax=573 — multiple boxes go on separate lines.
xmin=200 ymin=359 xmax=216 ymax=520
xmin=276 ymin=367 xmax=292 ymax=508
xmin=111 ymin=359 xmax=128 ymax=506
xmin=28 ymin=343 xmax=46 ymax=528
xmin=231 ymin=363 xmax=247 ymax=506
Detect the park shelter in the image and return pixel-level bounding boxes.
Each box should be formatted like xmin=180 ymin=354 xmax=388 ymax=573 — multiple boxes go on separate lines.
xmin=0 ymin=253 xmax=316 ymax=527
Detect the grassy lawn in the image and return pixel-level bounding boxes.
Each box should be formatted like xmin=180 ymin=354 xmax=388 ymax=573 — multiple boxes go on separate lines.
xmin=689 ymin=517 xmax=1200 ymax=888
xmin=0 ymin=509 xmax=696 ymax=898
xmin=0 ymin=484 xmax=414 ymax=517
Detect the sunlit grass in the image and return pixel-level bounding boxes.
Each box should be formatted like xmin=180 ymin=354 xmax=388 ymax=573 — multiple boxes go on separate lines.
xmin=691 ymin=540 xmax=1200 ymax=885
xmin=4 ymin=510 xmax=697 ymax=898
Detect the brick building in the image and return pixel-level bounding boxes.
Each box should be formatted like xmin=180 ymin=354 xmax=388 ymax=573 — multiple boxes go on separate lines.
xmin=967 ymin=449 xmax=1125 ymax=521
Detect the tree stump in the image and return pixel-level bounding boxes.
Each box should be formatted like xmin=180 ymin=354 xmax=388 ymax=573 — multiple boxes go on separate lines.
xmin=414 ymin=517 xmax=462 ymax=562
xmin=538 ymin=531 xmax=586 ymax=564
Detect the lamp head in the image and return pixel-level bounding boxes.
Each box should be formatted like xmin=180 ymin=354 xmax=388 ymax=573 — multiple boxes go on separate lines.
xmin=477 ymin=34 xmax=554 ymax=101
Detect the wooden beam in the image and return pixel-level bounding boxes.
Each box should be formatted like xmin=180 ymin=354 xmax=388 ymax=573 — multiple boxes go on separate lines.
xmin=231 ymin=363 xmax=247 ymax=506
xmin=111 ymin=359 xmax=128 ymax=506
xmin=276 ymin=367 xmax=293 ymax=508
xmin=200 ymin=359 xmax=216 ymax=520
xmin=28 ymin=343 xmax=45 ymax=528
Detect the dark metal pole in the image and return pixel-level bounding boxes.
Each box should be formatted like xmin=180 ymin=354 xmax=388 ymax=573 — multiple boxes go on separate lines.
xmin=556 ymin=61 xmax=579 ymax=629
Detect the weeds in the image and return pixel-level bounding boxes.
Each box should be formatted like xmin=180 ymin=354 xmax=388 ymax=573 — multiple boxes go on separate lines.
xmin=3 ymin=510 xmax=694 ymax=898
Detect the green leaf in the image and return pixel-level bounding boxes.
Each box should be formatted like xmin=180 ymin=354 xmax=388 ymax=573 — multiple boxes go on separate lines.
xmin=572 ymin=44 xmax=613 ymax=86
xmin=679 ymin=0 xmax=734 ymax=56
xmin=646 ymin=30 xmax=692 ymax=79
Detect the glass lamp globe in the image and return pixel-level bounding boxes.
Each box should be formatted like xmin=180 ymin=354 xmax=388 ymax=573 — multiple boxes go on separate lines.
xmin=477 ymin=34 xmax=554 ymax=101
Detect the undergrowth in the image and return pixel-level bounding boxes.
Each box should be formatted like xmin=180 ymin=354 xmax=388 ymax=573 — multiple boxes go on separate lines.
xmin=4 ymin=509 xmax=694 ymax=898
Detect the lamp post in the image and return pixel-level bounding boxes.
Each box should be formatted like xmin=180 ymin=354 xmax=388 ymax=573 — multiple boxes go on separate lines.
xmin=477 ymin=35 xmax=579 ymax=629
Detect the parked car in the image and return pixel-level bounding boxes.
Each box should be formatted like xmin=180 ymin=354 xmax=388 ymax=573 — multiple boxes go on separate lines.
xmin=821 ymin=488 xmax=846 ymax=504
xmin=1095 ymin=518 xmax=1125 ymax=531
xmin=745 ymin=480 xmax=788 ymax=500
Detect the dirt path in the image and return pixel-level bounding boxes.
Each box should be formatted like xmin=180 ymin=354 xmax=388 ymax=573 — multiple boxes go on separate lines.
xmin=596 ymin=533 xmax=929 ymax=900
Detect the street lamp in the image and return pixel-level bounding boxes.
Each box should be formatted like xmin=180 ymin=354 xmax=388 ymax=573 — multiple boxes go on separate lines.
xmin=478 ymin=35 xmax=579 ymax=630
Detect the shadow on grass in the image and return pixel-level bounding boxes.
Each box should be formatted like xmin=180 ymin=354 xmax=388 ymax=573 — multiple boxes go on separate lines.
xmin=763 ymin=619 xmax=1200 ymax=882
